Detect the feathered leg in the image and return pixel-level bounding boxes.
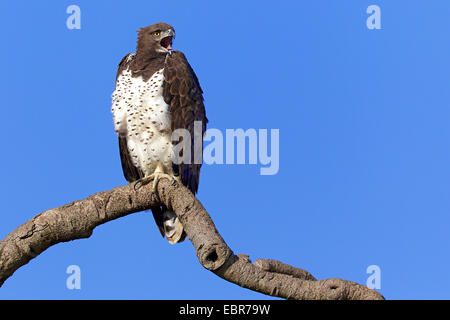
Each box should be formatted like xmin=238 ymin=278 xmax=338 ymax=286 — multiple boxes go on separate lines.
xmin=134 ymin=162 xmax=179 ymax=197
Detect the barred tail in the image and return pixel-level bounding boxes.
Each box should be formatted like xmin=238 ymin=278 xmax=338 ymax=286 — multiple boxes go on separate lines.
xmin=151 ymin=207 xmax=186 ymax=244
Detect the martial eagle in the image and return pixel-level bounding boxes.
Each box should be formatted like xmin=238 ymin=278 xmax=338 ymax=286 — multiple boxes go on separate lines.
xmin=111 ymin=22 xmax=207 ymax=244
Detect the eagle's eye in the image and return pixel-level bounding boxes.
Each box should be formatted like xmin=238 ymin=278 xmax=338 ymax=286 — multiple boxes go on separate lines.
xmin=152 ymin=31 xmax=160 ymax=36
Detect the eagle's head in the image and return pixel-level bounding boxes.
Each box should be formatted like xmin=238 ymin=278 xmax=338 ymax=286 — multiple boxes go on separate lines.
xmin=137 ymin=22 xmax=175 ymax=55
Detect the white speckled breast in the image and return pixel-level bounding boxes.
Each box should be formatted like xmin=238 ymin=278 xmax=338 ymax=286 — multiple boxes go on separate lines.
xmin=111 ymin=68 xmax=173 ymax=176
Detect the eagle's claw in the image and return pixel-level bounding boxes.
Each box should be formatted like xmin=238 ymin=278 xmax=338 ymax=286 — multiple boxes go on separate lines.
xmin=150 ymin=190 xmax=161 ymax=202
xmin=133 ymin=180 xmax=143 ymax=191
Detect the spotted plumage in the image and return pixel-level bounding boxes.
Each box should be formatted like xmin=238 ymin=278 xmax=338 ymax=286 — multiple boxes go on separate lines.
xmin=113 ymin=68 xmax=173 ymax=177
xmin=111 ymin=22 xmax=207 ymax=244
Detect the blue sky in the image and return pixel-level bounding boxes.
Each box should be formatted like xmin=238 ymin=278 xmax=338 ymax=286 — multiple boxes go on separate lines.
xmin=0 ymin=0 xmax=449 ymax=299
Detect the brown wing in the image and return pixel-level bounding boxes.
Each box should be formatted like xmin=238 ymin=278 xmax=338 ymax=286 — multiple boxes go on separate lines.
xmin=163 ymin=51 xmax=208 ymax=194
xmin=114 ymin=53 xmax=145 ymax=183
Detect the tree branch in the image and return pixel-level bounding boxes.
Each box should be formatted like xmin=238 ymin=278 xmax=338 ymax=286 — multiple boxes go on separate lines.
xmin=0 ymin=180 xmax=384 ymax=300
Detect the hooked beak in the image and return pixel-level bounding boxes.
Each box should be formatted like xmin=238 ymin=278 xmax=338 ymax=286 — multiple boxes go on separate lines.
xmin=160 ymin=29 xmax=175 ymax=52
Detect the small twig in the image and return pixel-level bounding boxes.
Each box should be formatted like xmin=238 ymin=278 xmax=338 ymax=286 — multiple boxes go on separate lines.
xmin=254 ymin=259 xmax=317 ymax=281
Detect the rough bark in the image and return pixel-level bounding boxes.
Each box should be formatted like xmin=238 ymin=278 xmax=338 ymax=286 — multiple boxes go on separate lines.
xmin=0 ymin=179 xmax=384 ymax=300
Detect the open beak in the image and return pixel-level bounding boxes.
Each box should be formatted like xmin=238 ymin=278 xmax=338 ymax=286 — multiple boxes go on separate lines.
xmin=160 ymin=29 xmax=175 ymax=51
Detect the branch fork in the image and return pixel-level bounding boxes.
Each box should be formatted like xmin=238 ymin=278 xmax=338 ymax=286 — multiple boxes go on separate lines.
xmin=0 ymin=179 xmax=384 ymax=300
